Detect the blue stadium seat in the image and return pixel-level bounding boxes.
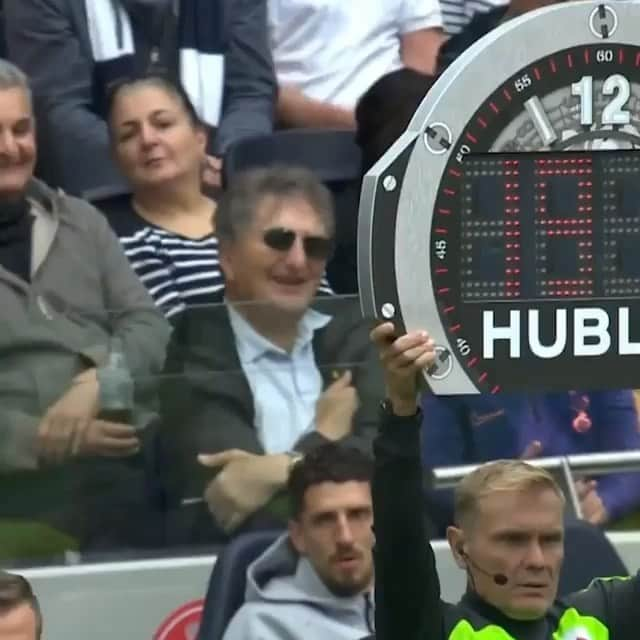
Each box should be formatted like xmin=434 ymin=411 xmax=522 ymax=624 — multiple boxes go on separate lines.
xmin=224 ymin=129 xmax=363 ymax=294
xmin=558 ymin=518 xmax=628 ymax=596
xmin=197 ymin=529 xmax=283 ymax=640
xmin=224 ymin=129 xmax=362 ymax=183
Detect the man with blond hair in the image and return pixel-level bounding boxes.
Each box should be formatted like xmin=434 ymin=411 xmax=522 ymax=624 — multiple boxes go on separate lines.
xmin=369 ymin=321 xmax=639 ymax=640
xmin=0 ymin=571 xmax=42 ymax=639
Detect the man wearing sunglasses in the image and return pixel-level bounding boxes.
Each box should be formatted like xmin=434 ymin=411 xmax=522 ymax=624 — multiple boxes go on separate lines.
xmin=160 ymin=166 xmax=384 ymax=544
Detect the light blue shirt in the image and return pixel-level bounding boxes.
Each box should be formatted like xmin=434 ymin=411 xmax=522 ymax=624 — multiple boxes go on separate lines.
xmin=227 ymin=303 xmax=332 ymax=453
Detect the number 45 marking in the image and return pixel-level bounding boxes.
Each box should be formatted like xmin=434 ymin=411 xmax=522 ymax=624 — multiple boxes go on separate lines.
xmin=571 ymin=74 xmax=630 ymax=126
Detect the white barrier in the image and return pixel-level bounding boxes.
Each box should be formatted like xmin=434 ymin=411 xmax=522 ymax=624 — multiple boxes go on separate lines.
xmin=20 ymin=532 xmax=640 ymax=640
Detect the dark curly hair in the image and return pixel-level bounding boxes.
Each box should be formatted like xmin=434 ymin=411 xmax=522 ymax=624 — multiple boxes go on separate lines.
xmin=287 ymin=443 xmax=373 ymax=519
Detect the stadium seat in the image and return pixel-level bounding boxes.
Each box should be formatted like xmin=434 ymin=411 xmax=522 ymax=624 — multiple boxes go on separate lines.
xmin=558 ymin=518 xmax=628 ymax=596
xmin=224 ymin=129 xmax=363 ymax=294
xmin=224 ymin=129 xmax=361 ymax=183
xmin=197 ymin=529 xmax=283 ymax=640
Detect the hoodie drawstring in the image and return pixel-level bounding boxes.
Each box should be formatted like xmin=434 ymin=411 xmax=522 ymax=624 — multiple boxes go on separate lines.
xmin=364 ymin=592 xmax=374 ymax=632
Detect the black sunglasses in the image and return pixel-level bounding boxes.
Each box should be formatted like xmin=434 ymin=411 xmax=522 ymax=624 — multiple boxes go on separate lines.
xmin=263 ymin=227 xmax=333 ymax=260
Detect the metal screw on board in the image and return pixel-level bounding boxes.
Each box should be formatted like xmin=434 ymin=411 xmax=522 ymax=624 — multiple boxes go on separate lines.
xmin=424 ymin=122 xmax=453 ymax=155
xmin=381 ymin=303 xmax=396 ymax=319
xmin=383 ymin=175 xmax=397 ymax=192
xmin=427 ymin=346 xmax=453 ymax=380
xmin=589 ymin=4 xmax=617 ymax=39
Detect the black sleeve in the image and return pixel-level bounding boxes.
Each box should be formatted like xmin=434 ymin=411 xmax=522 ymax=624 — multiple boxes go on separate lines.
xmin=566 ymin=572 xmax=640 ymax=638
xmin=373 ymin=409 xmax=445 ymax=640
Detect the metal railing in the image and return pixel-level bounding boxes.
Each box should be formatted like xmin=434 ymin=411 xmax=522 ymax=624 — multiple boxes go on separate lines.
xmin=433 ymin=450 xmax=640 ymax=519
xmin=433 ymin=451 xmax=640 ymax=489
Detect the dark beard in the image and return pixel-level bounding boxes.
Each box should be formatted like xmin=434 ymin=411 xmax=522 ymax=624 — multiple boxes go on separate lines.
xmin=322 ymin=568 xmax=373 ymax=598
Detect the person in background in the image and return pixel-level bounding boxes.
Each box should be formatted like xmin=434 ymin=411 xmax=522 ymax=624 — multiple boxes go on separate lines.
xmin=4 ymin=0 xmax=276 ymax=196
xmin=0 ymin=572 xmax=41 ymax=640
xmin=268 ymin=0 xmax=443 ymax=129
xmin=355 ymin=68 xmax=437 ymax=173
xmin=437 ymin=0 xmax=567 ymax=70
xmin=422 ymin=391 xmax=640 ymax=532
xmin=222 ymin=444 xmax=375 ymax=640
xmin=106 ymin=75 xmax=222 ymax=319
xmin=160 ymin=167 xmax=384 ymax=543
xmin=106 ymin=75 xmax=333 ymax=319
xmin=0 ymin=59 xmax=170 ymax=555
xmin=439 ymin=0 xmax=508 ymax=39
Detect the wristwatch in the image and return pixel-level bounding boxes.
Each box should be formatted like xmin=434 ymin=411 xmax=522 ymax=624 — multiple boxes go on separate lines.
xmin=380 ymin=398 xmax=420 ymax=417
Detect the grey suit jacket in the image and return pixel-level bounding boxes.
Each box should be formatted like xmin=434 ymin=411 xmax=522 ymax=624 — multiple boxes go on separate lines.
xmin=4 ymin=0 xmax=276 ymax=197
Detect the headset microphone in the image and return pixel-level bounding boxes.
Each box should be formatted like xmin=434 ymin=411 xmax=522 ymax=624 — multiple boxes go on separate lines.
xmin=459 ymin=548 xmax=509 ymax=586
xmin=493 ymin=573 xmax=509 ymax=586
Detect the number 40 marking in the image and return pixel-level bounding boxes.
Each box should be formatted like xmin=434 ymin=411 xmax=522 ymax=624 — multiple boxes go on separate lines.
xmin=571 ymin=74 xmax=631 ymax=126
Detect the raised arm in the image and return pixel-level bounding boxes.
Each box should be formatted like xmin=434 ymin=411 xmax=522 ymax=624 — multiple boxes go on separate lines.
xmin=370 ymin=323 xmax=446 ymax=640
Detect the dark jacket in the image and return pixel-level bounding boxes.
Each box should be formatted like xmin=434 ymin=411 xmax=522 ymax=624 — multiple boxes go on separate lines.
xmin=373 ymin=409 xmax=640 ymax=640
xmin=160 ymin=296 xmax=383 ymax=541
xmin=4 ymin=0 xmax=276 ymax=196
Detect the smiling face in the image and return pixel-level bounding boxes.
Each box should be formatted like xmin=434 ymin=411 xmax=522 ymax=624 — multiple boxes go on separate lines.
xmin=449 ymin=486 xmax=565 ymax=620
xmin=0 ymin=87 xmax=36 ymax=201
xmin=109 ymin=82 xmax=206 ymax=191
xmin=220 ymin=194 xmax=330 ymax=315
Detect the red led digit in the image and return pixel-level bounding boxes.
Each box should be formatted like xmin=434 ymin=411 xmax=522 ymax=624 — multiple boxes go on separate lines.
xmin=504 ymin=159 xmax=521 ymax=298
xmin=534 ymin=156 xmax=594 ymax=298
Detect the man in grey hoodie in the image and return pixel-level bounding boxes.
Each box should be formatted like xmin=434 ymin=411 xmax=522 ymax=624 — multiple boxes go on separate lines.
xmin=222 ymin=443 xmax=376 ymax=640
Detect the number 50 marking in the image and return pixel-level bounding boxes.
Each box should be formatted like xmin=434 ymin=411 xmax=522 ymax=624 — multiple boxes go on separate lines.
xmin=571 ymin=74 xmax=630 ymax=126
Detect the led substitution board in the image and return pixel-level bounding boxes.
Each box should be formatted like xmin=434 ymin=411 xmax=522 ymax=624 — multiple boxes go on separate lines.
xmin=359 ymin=1 xmax=640 ymax=394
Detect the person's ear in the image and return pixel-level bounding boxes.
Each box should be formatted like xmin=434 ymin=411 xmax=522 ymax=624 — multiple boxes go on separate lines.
xmin=288 ymin=518 xmax=306 ymax=555
xmin=447 ymin=525 xmax=467 ymax=570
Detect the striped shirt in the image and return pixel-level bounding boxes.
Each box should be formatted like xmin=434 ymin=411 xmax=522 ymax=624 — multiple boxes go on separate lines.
xmin=440 ymin=0 xmax=508 ymax=36
xmin=109 ymin=205 xmax=333 ymax=318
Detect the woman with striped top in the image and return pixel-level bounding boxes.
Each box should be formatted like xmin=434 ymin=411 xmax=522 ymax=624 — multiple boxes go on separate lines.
xmin=105 ymin=75 xmax=331 ymax=318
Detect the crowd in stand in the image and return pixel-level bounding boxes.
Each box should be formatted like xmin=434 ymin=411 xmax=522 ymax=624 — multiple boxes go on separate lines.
xmin=1 ymin=0 xmax=640 ymax=638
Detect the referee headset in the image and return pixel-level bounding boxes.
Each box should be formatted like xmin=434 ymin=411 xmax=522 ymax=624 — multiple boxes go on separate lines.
xmin=456 ymin=542 xmax=509 ymax=588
